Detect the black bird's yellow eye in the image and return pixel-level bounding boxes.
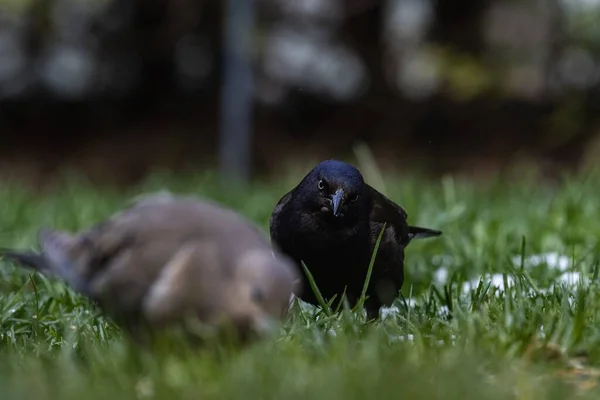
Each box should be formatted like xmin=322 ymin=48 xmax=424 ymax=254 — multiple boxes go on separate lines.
xmin=350 ymin=194 xmax=359 ymax=203
xmin=317 ymin=180 xmax=325 ymax=190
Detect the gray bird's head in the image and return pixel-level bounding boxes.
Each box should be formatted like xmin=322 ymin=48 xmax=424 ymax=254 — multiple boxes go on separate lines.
xmin=224 ymin=249 xmax=301 ymax=339
xmin=298 ymin=160 xmax=369 ymax=223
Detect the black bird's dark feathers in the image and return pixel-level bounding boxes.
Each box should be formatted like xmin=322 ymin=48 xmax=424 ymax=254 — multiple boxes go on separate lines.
xmin=269 ymin=160 xmax=441 ymax=318
xmin=367 ymin=184 xmax=441 ymax=242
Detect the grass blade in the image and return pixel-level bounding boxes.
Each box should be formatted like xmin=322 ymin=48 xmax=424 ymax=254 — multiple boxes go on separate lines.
xmin=355 ymin=222 xmax=387 ymax=312
xmin=301 ymin=261 xmax=333 ymax=317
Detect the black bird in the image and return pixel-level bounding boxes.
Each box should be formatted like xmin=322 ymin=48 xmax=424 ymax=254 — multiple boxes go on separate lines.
xmin=269 ymin=160 xmax=441 ymax=318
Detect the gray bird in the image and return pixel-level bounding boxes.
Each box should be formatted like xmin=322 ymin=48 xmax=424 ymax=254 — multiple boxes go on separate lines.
xmin=0 ymin=193 xmax=300 ymax=343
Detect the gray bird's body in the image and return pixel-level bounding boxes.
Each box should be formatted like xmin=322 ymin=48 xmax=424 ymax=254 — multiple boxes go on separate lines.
xmin=1 ymin=193 xmax=300 ymax=342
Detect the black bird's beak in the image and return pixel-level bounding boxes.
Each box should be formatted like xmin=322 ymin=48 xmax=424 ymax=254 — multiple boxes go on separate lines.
xmin=331 ymin=188 xmax=344 ymax=217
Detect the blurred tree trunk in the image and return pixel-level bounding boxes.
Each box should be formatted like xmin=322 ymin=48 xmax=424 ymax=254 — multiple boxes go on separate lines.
xmin=430 ymin=0 xmax=491 ymax=54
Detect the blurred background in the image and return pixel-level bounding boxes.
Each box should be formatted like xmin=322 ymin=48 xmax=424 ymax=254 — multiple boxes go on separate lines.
xmin=2 ymin=0 xmax=600 ymax=187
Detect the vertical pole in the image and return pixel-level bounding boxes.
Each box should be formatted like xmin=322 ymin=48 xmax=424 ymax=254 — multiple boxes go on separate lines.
xmin=219 ymin=0 xmax=255 ymax=185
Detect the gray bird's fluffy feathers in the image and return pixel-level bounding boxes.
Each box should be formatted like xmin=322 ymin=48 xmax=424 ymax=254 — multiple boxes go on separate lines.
xmin=1 ymin=192 xmax=300 ymax=339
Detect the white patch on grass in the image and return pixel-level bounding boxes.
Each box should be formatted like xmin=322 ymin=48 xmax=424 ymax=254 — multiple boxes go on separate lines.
xmin=404 ymin=298 xmax=417 ymax=308
xmin=432 ymin=254 xmax=453 ymax=268
xmin=295 ymin=298 xmax=319 ymax=313
xmin=512 ymin=252 xmax=571 ymax=271
xmin=380 ymin=298 xmax=418 ymax=319
xmin=380 ymin=306 xmax=400 ymax=319
xmin=556 ymin=271 xmax=590 ymax=287
xmin=437 ymin=334 xmax=457 ymax=346
xmin=436 ymin=305 xmax=450 ymax=318
xmin=400 ymin=334 xmax=415 ymax=342
xmin=434 ymin=267 xmax=449 ymax=285
xmin=461 ymin=274 xmax=515 ymax=294
xmin=388 ymin=333 xmax=457 ymax=346
xmin=388 ymin=333 xmax=415 ymax=342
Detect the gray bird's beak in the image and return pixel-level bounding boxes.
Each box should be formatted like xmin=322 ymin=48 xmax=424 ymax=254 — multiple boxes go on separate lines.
xmin=331 ymin=188 xmax=344 ymax=217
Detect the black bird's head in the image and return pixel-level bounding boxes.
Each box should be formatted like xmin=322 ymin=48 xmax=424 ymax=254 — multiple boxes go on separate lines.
xmin=297 ymin=160 xmax=369 ymax=223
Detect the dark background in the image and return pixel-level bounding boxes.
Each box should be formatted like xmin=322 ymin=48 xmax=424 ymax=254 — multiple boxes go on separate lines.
xmin=1 ymin=0 xmax=600 ymax=187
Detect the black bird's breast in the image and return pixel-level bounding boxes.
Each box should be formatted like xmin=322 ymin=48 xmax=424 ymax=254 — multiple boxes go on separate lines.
xmin=276 ymin=210 xmax=372 ymax=305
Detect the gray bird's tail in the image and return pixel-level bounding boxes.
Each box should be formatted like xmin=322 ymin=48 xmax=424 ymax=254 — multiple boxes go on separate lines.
xmin=1 ymin=229 xmax=91 ymax=294
xmin=408 ymin=226 xmax=442 ymax=240
xmin=0 ymin=249 xmax=51 ymax=273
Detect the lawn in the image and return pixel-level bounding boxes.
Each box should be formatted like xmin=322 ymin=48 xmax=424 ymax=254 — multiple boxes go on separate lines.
xmin=0 ymin=163 xmax=599 ymax=399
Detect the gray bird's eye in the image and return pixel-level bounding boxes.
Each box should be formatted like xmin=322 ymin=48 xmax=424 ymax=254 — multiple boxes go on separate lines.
xmin=350 ymin=194 xmax=359 ymax=203
xmin=251 ymin=287 xmax=265 ymax=303
xmin=317 ymin=180 xmax=325 ymax=190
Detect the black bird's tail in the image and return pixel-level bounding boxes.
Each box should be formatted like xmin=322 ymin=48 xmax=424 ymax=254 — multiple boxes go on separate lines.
xmin=0 ymin=249 xmax=51 ymax=274
xmin=408 ymin=226 xmax=442 ymax=241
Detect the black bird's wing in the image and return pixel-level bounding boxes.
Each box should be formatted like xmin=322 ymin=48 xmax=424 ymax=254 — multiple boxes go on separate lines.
xmin=269 ymin=190 xmax=293 ymax=247
xmin=367 ymin=184 xmax=409 ymax=235
xmin=366 ymin=184 xmax=441 ymax=243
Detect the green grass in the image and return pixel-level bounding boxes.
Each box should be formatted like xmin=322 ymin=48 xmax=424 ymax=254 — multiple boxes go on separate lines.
xmin=1 ymin=166 xmax=600 ymax=399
